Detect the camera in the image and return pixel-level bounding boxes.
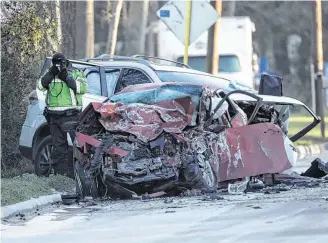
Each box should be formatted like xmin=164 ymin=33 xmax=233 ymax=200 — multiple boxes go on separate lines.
xmin=55 ymin=59 xmax=67 ymax=72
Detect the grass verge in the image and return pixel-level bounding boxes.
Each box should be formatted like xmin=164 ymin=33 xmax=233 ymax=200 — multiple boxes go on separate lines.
xmin=1 ymin=173 xmax=75 ymax=206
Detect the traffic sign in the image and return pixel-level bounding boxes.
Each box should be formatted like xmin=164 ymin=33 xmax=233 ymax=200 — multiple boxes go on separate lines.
xmin=156 ymin=0 xmax=219 ymax=46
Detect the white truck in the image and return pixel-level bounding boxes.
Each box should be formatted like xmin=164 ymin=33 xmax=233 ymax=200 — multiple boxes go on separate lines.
xmin=154 ymin=16 xmax=257 ymax=89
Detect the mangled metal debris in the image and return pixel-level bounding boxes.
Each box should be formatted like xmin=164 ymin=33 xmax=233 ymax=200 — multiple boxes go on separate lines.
xmin=301 ymin=158 xmax=328 ymax=179
xmin=72 ymin=82 xmax=322 ymax=200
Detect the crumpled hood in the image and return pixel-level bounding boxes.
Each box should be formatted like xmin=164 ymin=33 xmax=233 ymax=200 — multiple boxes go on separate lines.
xmin=110 ymin=83 xmax=229 ymax=126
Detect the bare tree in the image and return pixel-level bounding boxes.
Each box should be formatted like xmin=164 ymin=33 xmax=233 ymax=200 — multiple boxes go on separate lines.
xmin=139 ymin=0 xmax=150 ymax=54
xmin=55 ymin=0 xmax=62 ymax=52
xmin=105 ymin=0 xmax=114 ymax=54
xmin=86 ymin=0 xmax=94 ymax=57
xmin=75 ymin=1 xmax=86 ymax=58
xmin=110 ymin=0 xmax=123 ymax=55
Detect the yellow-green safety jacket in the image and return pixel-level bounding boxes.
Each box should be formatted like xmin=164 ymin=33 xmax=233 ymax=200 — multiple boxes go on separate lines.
xmin=37 ymin=68 xmax=87 ymax=111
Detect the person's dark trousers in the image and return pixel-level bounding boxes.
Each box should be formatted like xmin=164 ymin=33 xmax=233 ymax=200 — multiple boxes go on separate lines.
xmin=44 ymin=108 xmax=80 ymax=178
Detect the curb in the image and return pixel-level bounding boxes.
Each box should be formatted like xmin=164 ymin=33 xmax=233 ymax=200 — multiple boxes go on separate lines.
xmin=296 ymin=143 xmax=327 ymax=160
xmin=1 ymin=193 xmax=62 ymax=219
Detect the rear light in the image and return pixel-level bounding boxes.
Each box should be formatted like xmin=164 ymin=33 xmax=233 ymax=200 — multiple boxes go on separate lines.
xmin=28 ymin=90 xmax=38 ymax=104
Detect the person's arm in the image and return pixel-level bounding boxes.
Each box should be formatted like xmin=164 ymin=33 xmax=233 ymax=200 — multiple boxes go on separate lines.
xmin=37 ymin=66 xmax=58 ymax=91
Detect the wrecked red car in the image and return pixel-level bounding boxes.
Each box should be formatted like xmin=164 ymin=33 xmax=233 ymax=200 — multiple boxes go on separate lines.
xmin=73 ymin=76 xmax=321 ymax=199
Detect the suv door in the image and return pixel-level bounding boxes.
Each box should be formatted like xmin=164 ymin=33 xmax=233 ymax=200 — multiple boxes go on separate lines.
xmin=82 ymin=68 xmax=108 ymax=109
xmin=105 ymin=69 xmax=121 ymax=97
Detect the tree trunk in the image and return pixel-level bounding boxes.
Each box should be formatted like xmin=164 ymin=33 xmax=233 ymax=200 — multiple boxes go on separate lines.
xmin=109 ymin=0 xmax=123 ymax=55
xmin=55 ymin=0 xmax=62 ymax=52
xmin=75 ymin=1 xmax=86 ymax=59
xmin=105 ymin=0 xmax=114 ymax=54
xmin=139 ymin=0 xmax=149 ymax=54
xmin=124 ymin=1 xmax=144 ymax=56
xmin=86 ymin=0 xmax=95 ymax=57
xmin=60 ymin=1 xmax=76 ymax=58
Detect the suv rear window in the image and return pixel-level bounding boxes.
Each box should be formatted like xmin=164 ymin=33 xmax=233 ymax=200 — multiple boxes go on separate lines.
xmin=177 ymin=55 xmax=241 ymax=73
xmin=156 ymin=71 xmax=230 ymax=89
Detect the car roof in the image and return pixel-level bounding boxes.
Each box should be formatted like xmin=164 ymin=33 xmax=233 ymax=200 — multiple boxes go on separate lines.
xmin=87 ymin=59 xmax=230 ymax=80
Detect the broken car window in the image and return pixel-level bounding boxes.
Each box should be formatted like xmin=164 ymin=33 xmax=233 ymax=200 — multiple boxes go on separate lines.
xmin=86 ymin=71 xmax=101 ymax=96
xmin=105 ymin=70 xmax=121 ymax=96
xmin=115 ymin=69 xmax=151 ymax=93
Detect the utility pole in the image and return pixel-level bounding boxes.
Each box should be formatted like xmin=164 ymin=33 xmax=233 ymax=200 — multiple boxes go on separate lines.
xmin=183 ymin=0 xmax=192 ymax=65
xmin=315 ymin=0 xmax=325 ymax=138
xmin=206 ymin=0 xmax=222 ymax=75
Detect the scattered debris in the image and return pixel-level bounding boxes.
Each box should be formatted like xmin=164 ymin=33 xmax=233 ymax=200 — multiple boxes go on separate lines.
xmin=164 ymin=198 xmax=174 ymax=204
xmin=301 ymin=158 xmax=328 ymax=179
xmin=132 ymin=191 xmax=167 ymax=201
xmin=61 ymin=193 xmax=80 ymax=205
xmin=167 ymin=206 xmax=184 ymax=209
xmin=248 ymin=178 xmax=265 ymax=190
xmin=228 ymin=179 xmax=249 ymax=195
xmin=180 ymin=189 xmax=203 ymax=197
xmin=165 ymin=210 xmax=176 ymax=214
xmin=201 ymin=195 xmax=224 ymax=201
xmin=271 ymin=184 xmax=291 ymax=192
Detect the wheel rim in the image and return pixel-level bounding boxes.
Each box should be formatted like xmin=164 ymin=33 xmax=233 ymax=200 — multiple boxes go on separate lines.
xmin=38 ymin=144 xmax=53 ymax=174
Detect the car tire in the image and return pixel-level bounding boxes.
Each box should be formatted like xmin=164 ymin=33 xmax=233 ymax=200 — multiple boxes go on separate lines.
xmin=34 ymin=135 xmax=53 ymax=177
xmin=196 ymin=160 xmax=218 ymax=193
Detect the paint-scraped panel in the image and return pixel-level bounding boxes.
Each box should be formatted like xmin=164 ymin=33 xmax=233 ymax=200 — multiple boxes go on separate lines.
xmin=216 ymin=123 xmax=292 ymax=182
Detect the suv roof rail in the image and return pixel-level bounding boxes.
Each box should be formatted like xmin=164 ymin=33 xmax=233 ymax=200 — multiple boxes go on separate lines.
xmin=80 ymin=54 xmax=150 ymax=66
xmin=45 ymin=56 xmax=104 ymax=67
xmin=131 ymin=55 xmax=191 ymax=69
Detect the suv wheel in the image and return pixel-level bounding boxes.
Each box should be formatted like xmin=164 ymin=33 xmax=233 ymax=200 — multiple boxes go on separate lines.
xmin=34 ymin=135 xmax=53 ymax=177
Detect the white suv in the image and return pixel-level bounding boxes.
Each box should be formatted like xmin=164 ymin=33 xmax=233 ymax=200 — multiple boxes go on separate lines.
xmin=20 ymin=55 xmax=248 ymax=176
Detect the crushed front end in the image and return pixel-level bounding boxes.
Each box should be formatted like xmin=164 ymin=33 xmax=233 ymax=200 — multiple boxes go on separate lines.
xmin=73 ymin=83 xmax=320 ymax=199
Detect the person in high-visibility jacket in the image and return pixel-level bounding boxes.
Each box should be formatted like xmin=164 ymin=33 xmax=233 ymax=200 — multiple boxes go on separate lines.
xmin=37 ymin=53 xmax=87 ymax=177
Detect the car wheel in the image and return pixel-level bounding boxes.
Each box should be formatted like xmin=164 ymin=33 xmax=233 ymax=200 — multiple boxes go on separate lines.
xmin=196 ymin=159 xmax=218 ymax=193
xmin=34 ymin=135 xmax=53 ymax=177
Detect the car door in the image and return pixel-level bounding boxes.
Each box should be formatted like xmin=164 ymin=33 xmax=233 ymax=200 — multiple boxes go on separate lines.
xmin=105 ymin=69 xmax=121 ymax=97
xmin=82 ymin=69 xmax=108 ymax=109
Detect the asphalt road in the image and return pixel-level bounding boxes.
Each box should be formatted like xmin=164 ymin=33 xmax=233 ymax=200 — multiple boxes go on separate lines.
xmin=1 ymin=151 xmax=328 ymax=243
